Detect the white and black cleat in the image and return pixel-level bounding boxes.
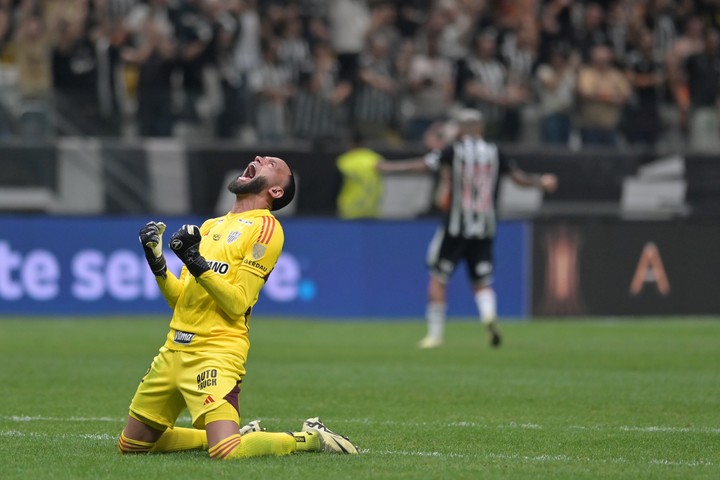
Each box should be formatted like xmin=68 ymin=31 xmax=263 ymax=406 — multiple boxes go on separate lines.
xmin=301 ymin=417 xmax=359 ymax=454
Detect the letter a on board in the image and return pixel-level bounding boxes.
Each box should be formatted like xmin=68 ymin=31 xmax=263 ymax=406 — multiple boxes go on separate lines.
xmin=629 ymin=242 xmax=670 ymax=296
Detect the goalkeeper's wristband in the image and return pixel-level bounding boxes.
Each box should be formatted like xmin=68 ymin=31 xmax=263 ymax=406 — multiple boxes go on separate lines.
xmin=146 ymin=253 xmax=168 ymax=278
xmin=183 ymin=246 xmax=210 ymax=278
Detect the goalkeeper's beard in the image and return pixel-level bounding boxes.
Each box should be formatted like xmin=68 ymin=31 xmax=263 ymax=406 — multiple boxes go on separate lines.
xmin=228 ymin=175 xmax=268 ymax=196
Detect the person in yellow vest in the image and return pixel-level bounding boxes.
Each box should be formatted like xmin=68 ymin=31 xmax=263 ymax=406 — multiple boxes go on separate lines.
xmin=336 ymin=132 xmax=384 ymax=219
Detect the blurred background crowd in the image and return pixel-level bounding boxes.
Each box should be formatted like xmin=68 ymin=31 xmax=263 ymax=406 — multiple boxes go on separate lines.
xmin=0 ymin=0 xmax=718 ymax=151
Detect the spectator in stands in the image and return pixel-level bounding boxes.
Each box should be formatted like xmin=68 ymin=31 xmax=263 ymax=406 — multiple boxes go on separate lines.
xmin=213 ymin=0 xmax=245 ymax=139
xmin=643 ymin=0 xmax=677 ymax=62
xmin=605 ymin=0 xmax=641 ymax=63
xmin=52 ymin=19 xmax=102 ymax=135
xmin=364 ymin=1 xmax=400 ymax=53
xmin=124 ymin=0 xmax=174 ymax=48
xmin=500 ymin=19 xmax=537 ymax=89
xmin=535 ymin=43 xmax=576 ymax=145
xmin=576 ymin=44 xmax=631 ymax=147
xmin=94 ymin=19 xmax=125 ymax=137
xmin=277 ymin=15 xmax=311 ymax=83
xmin=259 ymin=1 xmax=288 ymax=41
xmin=538 ymin=0 xmax=575 ymax=65
xmin=169 ymin=0 xmax=213 ymax=124
xmin=328 ymin=0 xmax=369 ymax=83
xmin=249 ymin=39 xmax=294 ymax=143
xmin=13 ymin=14 xmax=52 ymax=101
xmin=353 ymin=34 xmax=397 ymax=142
xmin=293 ymin=41 xmax=352 ymax=145
xmin=433 ymin=1 xmax=475 ymax=62
xmin=499 ymin=19 xmax=537 ymax=142
xmin=623 ymin=30 xmax=664 ymax=148
xmin=43 ymin=0 xmax=88 ymax=38
xmin=218 ymin=0 xmax=261 ymax=139
xmin=122 ymin=17 xmax=178 ymax=137
xmin=460 ymin=29 xmax=527 ymax=141
xmin=432 ymin=1 xmax=482 ymax=101
xmin=392 ymin=37 xmax=414 ymax=133
xmin=396 ymin=0 xmax=429 ymax=40
xmin=683 ymin=28 xmax=720 ymax=151
xmin=666 ymin=15 xmax=705 ymax=131
xmin=12 ymin=14 xmax=53 ymax=137
xmin=575 ymin=2 xmax=612 ymax=61
xmin=304 ymin=8 xmax=331 ymax=48
xmin=0 ymin=0 xmax=712 ymax=153
xmin=404 ymin=33 xmax=453 ymax=141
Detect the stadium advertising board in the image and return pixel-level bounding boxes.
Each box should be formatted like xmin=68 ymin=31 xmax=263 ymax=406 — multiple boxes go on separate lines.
xmin=532 ymin=220 xmax=720 ymax=316
xmin=0 ymin=216 xmax=528 ymax=318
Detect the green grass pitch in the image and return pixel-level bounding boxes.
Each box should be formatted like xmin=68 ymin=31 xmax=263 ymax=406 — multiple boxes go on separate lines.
xmin=1 ymin=316 xmax=718 ymax=479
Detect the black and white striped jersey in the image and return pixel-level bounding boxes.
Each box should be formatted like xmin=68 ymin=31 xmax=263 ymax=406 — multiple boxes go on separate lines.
xmin=424 ymin=135 xmax=510 ymax=239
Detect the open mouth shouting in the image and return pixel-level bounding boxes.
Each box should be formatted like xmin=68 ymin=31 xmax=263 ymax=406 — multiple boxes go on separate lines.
xmin=239 ymin=160 xmax=259 ymax=181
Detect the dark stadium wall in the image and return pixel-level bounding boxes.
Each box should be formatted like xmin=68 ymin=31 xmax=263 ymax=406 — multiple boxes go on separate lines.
xmin=4 ymin=140 xmax=718 ymax=218
xmin=532 ymin=219 xmax=720 ymax=316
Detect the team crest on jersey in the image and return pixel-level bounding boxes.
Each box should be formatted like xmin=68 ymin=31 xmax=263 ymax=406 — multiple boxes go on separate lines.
xmin=227 ymin=231 xmax=241 ymax=244
xmin=252 ymin=243 xmax=266 ymax=260
xmin=213 ymin=234 xmax=221 ymax=241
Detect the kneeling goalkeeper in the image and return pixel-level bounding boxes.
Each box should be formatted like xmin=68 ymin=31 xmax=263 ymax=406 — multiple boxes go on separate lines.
xmin=119 ymin=155 xmax=359 ymax=459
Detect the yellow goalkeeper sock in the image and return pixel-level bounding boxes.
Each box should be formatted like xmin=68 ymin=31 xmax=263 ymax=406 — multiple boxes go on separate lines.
xmin=149 ymin=427 xmax=208 ymax=453
xmin=209 ymin=431 xmax=305 ymax=459
xmin=118 ymin=433 xmax=154 ymax=454
xmin=292 ymin=431 xmax=321 ymax=452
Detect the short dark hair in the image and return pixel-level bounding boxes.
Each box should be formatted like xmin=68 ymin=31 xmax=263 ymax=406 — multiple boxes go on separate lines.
xmin=271 ymin=172 xmax=295 ymax=211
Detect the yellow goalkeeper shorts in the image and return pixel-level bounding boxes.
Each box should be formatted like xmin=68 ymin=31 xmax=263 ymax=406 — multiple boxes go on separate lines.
xmin=129 ymin=346 xmax=244 ymax=429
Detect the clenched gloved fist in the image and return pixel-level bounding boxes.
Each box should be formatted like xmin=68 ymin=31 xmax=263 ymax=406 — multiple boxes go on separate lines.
xmin=169 ymin=224 xmax=210 ymax=277
xmin=139 ymin=221 xmax=167 ymax=278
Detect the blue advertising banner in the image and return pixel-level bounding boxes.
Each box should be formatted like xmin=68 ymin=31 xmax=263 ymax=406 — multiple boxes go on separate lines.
xmin=0 ymin=216 xmax=529 ymax=318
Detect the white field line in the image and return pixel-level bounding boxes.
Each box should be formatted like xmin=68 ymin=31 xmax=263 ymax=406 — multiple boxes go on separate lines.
xmin=0 ymin=430 xmax=115 ymax=441
xmin=2 ymin=431 xmax=710 ymax=469
xmin=369 ymin=450 xmax=713 ymax=467
xmin=3 ymin=415 xmax=720 ymax=435
xmin=342 ymin=418 xmax=720 ymax=435
xmin=4 ymin=415 xmax=123 ymax=423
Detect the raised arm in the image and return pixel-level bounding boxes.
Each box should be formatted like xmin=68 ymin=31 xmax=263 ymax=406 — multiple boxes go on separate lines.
xmin=376 ymin=157 xmax=431 ymax=173
xmin=167 ymin=224 xmax=267 ymax=319
xmin=377 ymin=143 xmax=455 ymax=174
xmin=508 ymin=166 xmax=558 ymax=192
xmin=195 ymin=270 xmax=265 ymax=318
xmin=139 ymin=221 xmax=184 ymax=308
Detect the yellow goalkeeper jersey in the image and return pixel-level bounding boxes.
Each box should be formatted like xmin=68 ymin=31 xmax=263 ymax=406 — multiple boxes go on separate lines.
xmin=157 ymin=209 xmax=284 ymax=355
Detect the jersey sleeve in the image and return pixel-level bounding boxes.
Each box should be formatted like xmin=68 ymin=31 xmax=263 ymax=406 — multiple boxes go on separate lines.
xmin=193 ymin=215 xmax=283 ymax=320
xmin=155 ymin=268 xmax=186 ymax=309
xmin=196 ymin=268 xmax=266 ymax=319
xmin=238 ymin=215 xmax=284 ymax=280
xmin=423 ymin=144 xmax=454 ymax=172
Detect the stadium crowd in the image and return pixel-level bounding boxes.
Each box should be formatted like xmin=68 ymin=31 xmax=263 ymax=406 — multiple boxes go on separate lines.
xmin=0 ymin=0 xmax=718 ymax=150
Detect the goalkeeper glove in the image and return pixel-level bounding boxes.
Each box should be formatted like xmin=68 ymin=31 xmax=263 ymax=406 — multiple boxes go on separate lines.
xmin=139 ymin=221 xmax=167 ymax=278
xmin=169 ymin=224 xmax=210 ymax=277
